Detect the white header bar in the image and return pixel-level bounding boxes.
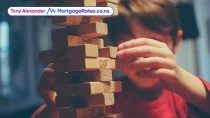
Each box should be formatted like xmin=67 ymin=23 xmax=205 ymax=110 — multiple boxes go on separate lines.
xmin=8 ymin=7 xmax=114 ymax=16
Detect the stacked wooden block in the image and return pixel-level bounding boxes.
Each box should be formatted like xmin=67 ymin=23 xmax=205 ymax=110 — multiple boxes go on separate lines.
xmin=37 ymin=0 xmax=123 ymax=118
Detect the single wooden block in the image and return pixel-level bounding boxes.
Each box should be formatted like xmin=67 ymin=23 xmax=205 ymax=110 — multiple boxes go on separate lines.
xmin=111 ymin=59 xmax=122 ymax=70
xmin=55 ymin=70 xmax=112 ymax=84
xmin=73 ymin=81 xmax=122 ymax=96
xmin=54 ymin=57 xmax=120 ymax=72
xmin=99 ymin=46 xmax=118 ymax=58
xmin=52 ymin=22 xmax=108 ymax=37
xmin=55 ymin=84 xmax=74 ymax=96
xmin=76 ymin=70 xmax=112 ymax=82
xmin=98 ymin=58 xmax=113 ymax=69
xmin=86 ymin=93 xmax=115 ymax=106
xmin=55 ymin=93 xmax=114 ymax=107
xmin=39 ymin=50 xmax=55 ymax=63
xmin=35 ymin=0 xmax=96 ymax=6
xmin=95 ymin=113 xmax=123 ymax=118
xmin=55 ymin=72 xmax=73 ymax=84
xmin=96 ymin=0 xmax=118 ymax=4
xmin=39 ymin=44 xmax=98 ymax=63
xmin=54 ymin=58 xmax=99 ymax=72
xmin=97 ymin=2 xmax=118 ymax=18
xmin=59 ymin=107 xmax=105 ymax=118
xmin=115 ymin=59 xmax=122 ymax=70
xmin=52 ymin=34 xmax=104 ymax=49
xmin=55 ymin=44 xmax=99 ymax=59
xmin=52 ymin=16 xmax=102 ymax=26
xmin=55 ymin=96 xmax=86 ymax=107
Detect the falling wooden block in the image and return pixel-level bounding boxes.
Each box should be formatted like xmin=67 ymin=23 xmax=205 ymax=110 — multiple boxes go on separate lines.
xmin=35 ymin=0 xmax=96 ymax=6
xmin=59 ymin=107 xmax=105 ymax=118
xmin=52 ymin=34 xmax=104 ymax=49
xmin=54 ymin=58 xmax=99 ymax=72
xmin=73 ymin=81 xmax=122 ymax=96
xmin=96 ymin=0 xmax=118 ymax=4
xmin=52 ymin=22 xmax=108 ymax=37
xmin=99 ymin=46 xmax=118 ymax=58
xmin=97 ymin=2 xmax=118 ymax=18
xmin=52 ymin=16 xmax=103 ymax=26
xmin=96 ymin=113 xmax=123 ymax=118
xmin=55 ymin=93 xmax=114 ymax=107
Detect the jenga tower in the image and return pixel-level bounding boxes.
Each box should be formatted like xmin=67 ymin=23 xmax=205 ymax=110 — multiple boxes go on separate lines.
xmin=37 ymin=0 xmax=123 ymax=118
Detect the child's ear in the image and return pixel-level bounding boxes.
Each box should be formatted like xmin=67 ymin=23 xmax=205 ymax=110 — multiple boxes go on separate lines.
xmin=172 ymin=29 xmax=183 ymax=54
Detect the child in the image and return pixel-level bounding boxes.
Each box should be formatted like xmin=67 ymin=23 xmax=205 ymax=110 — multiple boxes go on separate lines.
xmin=32 ymin=0 xmax=210 ymax=117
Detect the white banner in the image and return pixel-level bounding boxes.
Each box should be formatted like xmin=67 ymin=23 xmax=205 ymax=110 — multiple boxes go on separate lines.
xmin=8 ymin=7 xmax=114 ymax=16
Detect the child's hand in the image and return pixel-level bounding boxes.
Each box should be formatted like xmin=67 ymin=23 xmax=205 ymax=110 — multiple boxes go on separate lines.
xmin=117 ymin=38 xmax=181 ymax=91
xmin=33 ymin=63 xmax=59 ymax=118
xmin=38 ymin=63 xmax=56 ymax=106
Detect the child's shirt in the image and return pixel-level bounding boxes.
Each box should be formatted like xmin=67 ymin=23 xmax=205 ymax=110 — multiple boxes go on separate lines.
xmin=105 ymin=76 xmax=210 ymax=118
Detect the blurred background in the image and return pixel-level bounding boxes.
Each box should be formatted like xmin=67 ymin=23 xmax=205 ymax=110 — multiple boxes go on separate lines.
xmin=0 ymin=0 xmax=210 ymax=117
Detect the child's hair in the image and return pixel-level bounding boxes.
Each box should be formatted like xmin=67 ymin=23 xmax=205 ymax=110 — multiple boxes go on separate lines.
xmin=104 ymin=0 xmax=181 ymax=45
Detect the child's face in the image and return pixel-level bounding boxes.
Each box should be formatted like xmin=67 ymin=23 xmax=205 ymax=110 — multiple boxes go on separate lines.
xmin=116 ymin=21 xmax=177 ymax=89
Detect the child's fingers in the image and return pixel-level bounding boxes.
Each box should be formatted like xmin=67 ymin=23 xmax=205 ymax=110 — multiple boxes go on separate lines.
xmin=125 ymin=57 xmax=176 ymax=70
xmin=48 ymin=63 xmax=54 ymax=69
xmin=137 ymin=68 xmax=177 ymax=80
xmin=118 ymin=38 xmax=167 ymax=50
xmin=38 ymin=63 xmax=56 ymax=105
xmin=39 ymin=66 xmax=56 ymax=91
xmin=117 ymin=46 xmax=170 ymax=60
xmin=38 ymin=86 xmax=56 ymax=105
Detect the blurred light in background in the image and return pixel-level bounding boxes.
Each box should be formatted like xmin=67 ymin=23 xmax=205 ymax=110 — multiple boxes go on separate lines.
xmin=0 ymin=21 xmax=11 ymax=98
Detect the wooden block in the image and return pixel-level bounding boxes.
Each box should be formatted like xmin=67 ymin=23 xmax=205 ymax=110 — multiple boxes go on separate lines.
xmin=55 ymin=72 xmax=73 ymax=84
xmin=54 ymin=58 xmax=120 ymax=72
xmin=39 ymin=44 xmax=98 ymax=63
xmin=55 ymin=84 xmax=74 ymax=96
xmin=67 ymin=70 xmax=113 ymax=83
xmin=98 ymin=58 xmax=113 ymax=69
xmin=55 ymin=70 xmax=112 ymax=84
xmin=59 ymin=107 xmax=105 ymax=118
xmin=55 ymin=44 xmax=99 ymax=59
xmin=55 ymin=93 xmax=114 ymax=107
xmin=55 ymin=81 xmax=122 ymax=96
xmin=95 ymin=113 xmax=123 ymax=118
xmin=39 ymin=50 xmax=55 ymax=63
xmin=73 ymin=81 xmax=122 ymax=96
xmin=96 ymin=0 xmax=118 ymax=4
xmin=55 ymin=96 xmax=86 ymax=107
xmin=110 ymin=59 xmax=121 ymax=70
xmin=115 ymin=59 xmax=122 ymax=70
xmin=97 ymin=2 xmax=118 ymax=18
xmin=35 ymin=0 xmax=96 ymax=6
xmin=54 ymin=58 xmax=99 ymax=72
xmin=76 ymin=70 xmax=112 ymax=82
xmin=99 ymin=46 xmax=118 ymax=58
xmin=52 ymin=34 xmax=104 ymax=49
xmin=52 ymin=22 xmax=108 ymax=37
xmin=86 ymin=93 xmax=115 ymax=106
xmin=52 ymin=16 xmax=102 ymax=26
